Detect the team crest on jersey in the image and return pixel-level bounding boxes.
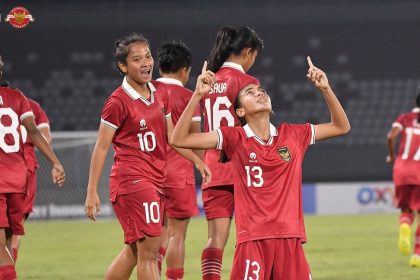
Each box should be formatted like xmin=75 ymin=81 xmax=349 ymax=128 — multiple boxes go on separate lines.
xmin=277 ymin=146 xmax=291 ymax=162
xmin=139 ymin=119 xmax=147 ymax=130
xmin=249 ymin=152 xmax=257 ymax=163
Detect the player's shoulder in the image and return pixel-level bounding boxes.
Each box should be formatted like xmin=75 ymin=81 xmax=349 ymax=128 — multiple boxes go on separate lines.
xmin=278 ymin=122 xmax=310 ymax=134
xmin=104 ymin=86 xmax=126 ymax=106
xmin=150 ymin=80 xmax=169 ymax=96
xmin=221 ymin=125 xmax=245 ymax=137
xmin=0 ymin=86 xmax=28 ymax=101
xmin=108 ymin=85 xmax=126 ymax=99
xmin=27 ymin=98 xmax=42 ymax=109
xmin=397 ymin=110 xmax=418 ymax=122
xmin=220 ymin=67 xmax=258 ymax=81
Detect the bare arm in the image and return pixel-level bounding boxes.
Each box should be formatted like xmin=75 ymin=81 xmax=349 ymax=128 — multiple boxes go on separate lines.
xmin=307 ymin=56 xmax=351 ymax=141
xmin=166 ymin=116 xmax=212 ymax=183
xmin=85 ymin=124 xmax=115 ymax=221
xmin=171 ymin=61 xmax=219 ymax=150
xmin=39 ymin=126 xmax=52 ymax=144
xmin=386 ymin=126 xmax=402 ymax=163
xmin=190 ymin=121 xmax=205 ymax=160
xmin=22 ymin=116 xmax=65 ymax=186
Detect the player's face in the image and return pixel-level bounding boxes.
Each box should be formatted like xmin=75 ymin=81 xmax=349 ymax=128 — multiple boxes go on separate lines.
xmin=124 ymin=42 xmax=154 ymax=85
xmin=238 ymin=84 xmax=272 ymax=115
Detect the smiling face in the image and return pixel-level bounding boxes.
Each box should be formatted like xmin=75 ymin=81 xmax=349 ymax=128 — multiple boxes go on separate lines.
xmin=118 ymin=42 xmax=154 ymax=85
xmin=235 ymin=84 xmax=272 ymax=119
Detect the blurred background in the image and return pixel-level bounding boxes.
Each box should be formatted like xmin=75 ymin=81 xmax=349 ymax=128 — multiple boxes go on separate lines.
xmin=1 ymin=0 xmax=419 ymax=218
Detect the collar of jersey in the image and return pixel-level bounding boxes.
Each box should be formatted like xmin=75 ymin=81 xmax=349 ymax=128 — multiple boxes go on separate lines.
xmin=243 ymin=123 xmax=278 ymax=145
xmin=221 ymin=62 xmax=245 ymax=73
xmin=122 ymin=76 xmax=156 ymax=105
xmin=156 ymin=77 xmax=183 ymax=87
xmin=413 ymin=107 xmax=420 ymax=113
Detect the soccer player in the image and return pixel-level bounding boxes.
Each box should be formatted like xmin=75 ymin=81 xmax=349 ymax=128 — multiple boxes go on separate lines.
xmin=200 ymin=25 xmax=263 ymax=279
xmin=84 ymin=34 xmax=209 ymax=280
xmin=0 ymin=55 xmax=65 ymax=280
xmin=386 ymin=89 xmax=420 ymax=267
xmin=11 ymin=97 xmax=51 ymax=263
xmin=156 ymin=41 xmax=201 ymax=280
xmin=171 ymin=58 xmax=350 ymax=279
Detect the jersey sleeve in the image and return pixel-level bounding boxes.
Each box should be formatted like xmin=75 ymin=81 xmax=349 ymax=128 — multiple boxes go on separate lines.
xmin=289 ymin=123 xmax=315 ymax=149
xmin=156 ymin=82 xmax=171 ymax=119
xmin=163 ymin=89 xmax=171 ymax=119
xmin=100 ymin=96 xmax=126 ymax=130
xmin=17 ymin=92 xmax=34 ymax=122
xmin=392 ymin=114 xmax=405 ymax=130
xmin=30 ymin=100 xmax=50 ymax=129
xmin=192 ymin=104 xmax=201 ymax=122
xmin=215 ymin=126 xmax=240 ymax=160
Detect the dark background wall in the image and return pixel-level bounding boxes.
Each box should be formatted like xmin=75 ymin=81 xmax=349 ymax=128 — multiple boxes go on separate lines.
xmin=1 ymin=0 xmax=419 ymax=184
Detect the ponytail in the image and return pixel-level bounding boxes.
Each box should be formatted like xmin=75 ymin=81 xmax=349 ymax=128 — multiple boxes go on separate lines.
xmin=208 ymin=25 xmax=264 ymax=73
xmin=208 ymin=26 xmax=235 ymax=72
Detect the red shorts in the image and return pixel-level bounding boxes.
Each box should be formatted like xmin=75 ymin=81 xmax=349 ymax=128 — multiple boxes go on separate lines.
xmin=23 ymin=170 xmax=37 ymax=215
xmin=395 ymin=185 xmax=420 ymax=210
xmin=231 ymin=238 xmax=311 ymax=280
xmin=202 ymin=185 xmax=234 ymax=220
xmin=112 ymin=187 xmax=164 ymax=244
xmin=164 ymin=183 xmax=199 ymax=219
xmin=0 ymin=193 xmax=26 ymax=235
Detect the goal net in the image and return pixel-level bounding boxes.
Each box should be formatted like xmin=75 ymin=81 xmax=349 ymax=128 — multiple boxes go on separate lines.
xmin=32 ymin=131 xmax=114 ymax=220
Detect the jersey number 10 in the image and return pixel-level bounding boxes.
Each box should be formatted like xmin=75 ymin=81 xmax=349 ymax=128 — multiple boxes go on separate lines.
xmin=137 ymin=131 xmax=156 ymax=152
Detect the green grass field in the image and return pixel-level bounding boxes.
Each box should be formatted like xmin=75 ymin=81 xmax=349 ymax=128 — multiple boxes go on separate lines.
xmin=15 ymin=214 xmax=420 ymax=279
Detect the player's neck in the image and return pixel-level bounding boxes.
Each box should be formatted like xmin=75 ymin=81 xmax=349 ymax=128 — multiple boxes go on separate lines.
xmin=161 ymin=73 xmax=184 ymax=86
xmin=246 ymin=114 xmax=271 ymax=140
xmin=226 ymin=57 xmax=245 ymax=69
xmin=126 ymin=76 xmax=150 ymax=99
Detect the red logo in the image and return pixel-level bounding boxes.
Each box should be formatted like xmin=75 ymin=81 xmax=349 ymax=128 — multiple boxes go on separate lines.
xmin=5 ymin=7 xmax=35 ymax=28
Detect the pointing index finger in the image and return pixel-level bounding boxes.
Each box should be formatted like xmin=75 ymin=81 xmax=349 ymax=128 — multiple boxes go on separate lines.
xmin=202 ymin=61 xmax=207 ymax=74
xmin=307 ymin=56 xmax=314 ymax=68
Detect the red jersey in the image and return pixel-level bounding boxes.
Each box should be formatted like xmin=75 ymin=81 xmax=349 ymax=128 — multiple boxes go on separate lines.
xmin=216 ymin=122 xmax=315 ymax=244
xmin=392 ymin=108 xmax=420 ymax=186
xmin=101 ymin=77 xmax=171 ymax=201
xmin=22 ymin=98 xmax=50 ymax=172
xmin=202 ymin=62 xmax=259 ymax=188
xmin=157 ymin=78 xmax=201 ymax=189
xmin=0 ymin=87 xmax=34 ymax=193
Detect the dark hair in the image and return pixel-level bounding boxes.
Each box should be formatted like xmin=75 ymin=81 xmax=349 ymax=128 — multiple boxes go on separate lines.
xmin=416 ymin=87 xmax=420 ymax=122
xmin=157 ymin=41 xmax=191 ymax=74
xmin=0 ymin=55 xmax=3 ymax=73
xmin=0 ymin=80 xmax=10 ymax=87
xmin=114 ymin=33 xmax=150 ymax=74
xmin=207 ymin=26 xmax=264 ymax=72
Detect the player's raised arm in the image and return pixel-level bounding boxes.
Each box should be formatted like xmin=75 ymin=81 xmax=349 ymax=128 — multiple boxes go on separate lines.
xmin=171 ymin=61 xmax=219 ymax=150
xmin=21 ymin=116 xmax=65 ymax=187
xmin=306 ymin=56 xmax=351 ymax=141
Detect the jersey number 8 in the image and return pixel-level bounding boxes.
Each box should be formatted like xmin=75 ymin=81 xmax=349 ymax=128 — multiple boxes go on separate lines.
xmin=0 ymin=108 xmax=20 ymax=153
